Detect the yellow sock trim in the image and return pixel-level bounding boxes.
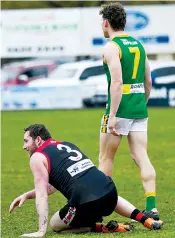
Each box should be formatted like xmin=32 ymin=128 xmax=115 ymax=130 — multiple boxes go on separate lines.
xmin=145 ymin=192 xmax=156 ymax=197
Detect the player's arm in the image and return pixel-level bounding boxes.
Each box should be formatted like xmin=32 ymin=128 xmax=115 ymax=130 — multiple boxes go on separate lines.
xmin=22 ymin=183 xmax=56 ymax=199
xmin=29 ymin=153 xmax=49 ymax=236
xmin=103 ymin=42 xmax=123 ymax=116
xmin=144 ymin=56 xmax=152 ymax=103
xmin=9 ymin=183 xmax=56 ymax=213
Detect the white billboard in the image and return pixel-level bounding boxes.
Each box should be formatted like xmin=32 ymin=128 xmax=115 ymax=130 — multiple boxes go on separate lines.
xmin=1 ymin=9 xmax=82 ymax=57
xmin=81 ymin=5 xmax=175 ymax=55
xmin=1 ymin=5 xmax=175 ymax=57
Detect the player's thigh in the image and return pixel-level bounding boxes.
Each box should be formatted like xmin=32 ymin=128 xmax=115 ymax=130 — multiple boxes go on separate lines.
xmin=100 ymin=115 xmax=136 ymax=158
xmin=127 ymin=131 xmax=148 ymax=166
xmin=71 ymin=190 xmax=117 ymax=228
xmin=128 ymin=131 xmax=148 ymax=149
xmin=50 ymin=206 xmax=73 ymax=231
xmin=99 ymin=132 xmax=122 ymax=159
xmin=99 ymin=186 xmax=118 ymax=216
xmin=128 ymin=118 xmax=148 ymax=149
xmin=57 ymin=203 xmax=101 ymax=228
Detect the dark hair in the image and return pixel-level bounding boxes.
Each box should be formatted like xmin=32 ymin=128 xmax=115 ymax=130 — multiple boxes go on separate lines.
xmin=99 ymin=2 xmax=126 ymax=31
xmin=24 ymin=124 xmax=51 ymax=141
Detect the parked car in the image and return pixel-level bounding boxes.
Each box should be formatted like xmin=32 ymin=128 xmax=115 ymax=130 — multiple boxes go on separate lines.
xmin=28 ymin=60 xmax=175 ymax=108
xmin=82 ymin=75 xmax=107 ymax=107
xmin=1 ymin=60 xmax=58 ymax=86
xmin=28 ymin=60 xmax=103 ymax=86
xmin=83 ymin=60 xmax=175 ymax=107
xmin=28 ymin=60 xmax=105 ymax=106
xmin=28 ymin=60 xmax=104 ymax=86
xmin=149 ymin=60 xmax=175 ymax=84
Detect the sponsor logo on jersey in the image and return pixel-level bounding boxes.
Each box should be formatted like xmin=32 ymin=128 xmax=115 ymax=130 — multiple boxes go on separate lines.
xmin=121 ymin=39 xmax=138 ymax=45
xmin=123 ymin=83 xmax=145 ymax=94
xmin=67 ymin=159 xmax=94 ymax=177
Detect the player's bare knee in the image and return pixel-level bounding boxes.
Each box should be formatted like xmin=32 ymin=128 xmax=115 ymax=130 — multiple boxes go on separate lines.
xmin=99 ymin=157 xmax=113 ymax=168
xmin=50 ymin=220 xmax=63 ymax=232
xmin=149 ymin=168 xmax=156 ymax=180
xmin=142 ymin=168 xmax=156 ymax=181
xmin=50 ymin=216 xmax=62 ymax=232
xmin=99 ymin=152 xmax=114 ymax=162
xmin=50 ymin=225 xmax=61 ymax=232
xmin=147 ymin=164 xmax=156 ymax=178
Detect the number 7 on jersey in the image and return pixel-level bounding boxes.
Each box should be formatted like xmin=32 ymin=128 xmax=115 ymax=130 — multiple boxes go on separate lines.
xmin=129 ymin=47 xmax=140 ymax=79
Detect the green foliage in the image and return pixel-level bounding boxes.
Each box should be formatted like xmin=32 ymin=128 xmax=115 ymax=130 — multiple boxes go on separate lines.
xmin=2 ymin=108 xmax=175 ymax=237
xmin=1 ymin=1 xmax=101 ymax=9
xmin=2 ymin=0 xmax=174 ymax=9
xmin=1 ymin=1 xmax=51 ymax=9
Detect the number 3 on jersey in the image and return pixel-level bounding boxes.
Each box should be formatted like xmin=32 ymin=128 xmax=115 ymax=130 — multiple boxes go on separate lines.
xmin=57 ymin=144 xmax=82 ymax=161
xmin=129 ymin=47 xmax=140 ymax=79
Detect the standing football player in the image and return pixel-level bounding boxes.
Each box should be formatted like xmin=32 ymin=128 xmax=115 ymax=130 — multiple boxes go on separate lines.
xmin=98 ymin=2 xmax=159 ymax=220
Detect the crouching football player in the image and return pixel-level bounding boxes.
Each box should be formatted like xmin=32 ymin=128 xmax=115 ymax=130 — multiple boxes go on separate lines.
xmin=9 ymin=125 xmax=163 ymax=237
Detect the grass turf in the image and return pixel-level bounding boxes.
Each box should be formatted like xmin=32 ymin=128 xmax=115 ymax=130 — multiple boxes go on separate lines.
xmin=1 ymin=108 xmax=175 ymax=237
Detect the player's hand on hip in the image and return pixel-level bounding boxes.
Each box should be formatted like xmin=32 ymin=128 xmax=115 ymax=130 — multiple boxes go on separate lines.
xmin=21 ymin=231 xmax=45 ymax=237
xmin=108 ymin=116 xmax=120 ymax=136
xmin=9 ymin=194 xmax=28 ymax=213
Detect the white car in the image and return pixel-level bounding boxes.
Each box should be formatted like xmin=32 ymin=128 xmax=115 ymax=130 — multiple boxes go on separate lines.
xmin=82 ymin=74 xmax=107 ymax=107
xmin=28 ymin=60 xmax=175 ymax=107
xmin=83 ymin=60 xmax=175 ymax=107
xmin=149 ymin=60 xmax=175 ymax=84
xmin=28 ymin=60 xmax=105 ymax=87
xmin=28 ymin=60 xmax=106 ymax=107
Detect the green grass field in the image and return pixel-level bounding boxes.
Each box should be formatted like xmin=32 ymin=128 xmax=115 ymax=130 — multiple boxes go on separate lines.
xmin=2 ymin=108 xmax=175 ymax=238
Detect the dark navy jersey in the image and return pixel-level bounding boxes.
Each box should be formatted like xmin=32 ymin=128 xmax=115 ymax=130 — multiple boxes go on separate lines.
xmin=35 ymin=138 xmax=115 ymax=205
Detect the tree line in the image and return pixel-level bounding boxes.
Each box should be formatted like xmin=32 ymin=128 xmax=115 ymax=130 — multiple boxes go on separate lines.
xmin=2 ymin=1 xmax=173 ymax=10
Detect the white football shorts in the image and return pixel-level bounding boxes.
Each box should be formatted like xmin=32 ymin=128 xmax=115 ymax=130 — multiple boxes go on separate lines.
xmin=100 ymin=114 xmax=148 ymax=135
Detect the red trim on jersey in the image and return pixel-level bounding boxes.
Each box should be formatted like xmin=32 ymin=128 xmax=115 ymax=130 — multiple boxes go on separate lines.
xmin=56 ymin=141 xmax=62 ymax=146
xmin=35 ymin=138 xmax=62 ymax=174
xmin=37 ymin=151 xmax=51 ymax=174
xmin=36 ymin=138 xmax=62 ymax=152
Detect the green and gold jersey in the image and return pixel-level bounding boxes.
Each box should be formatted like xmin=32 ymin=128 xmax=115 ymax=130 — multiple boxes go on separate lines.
xmin=104 ymin=34 xmax=148 ymax=119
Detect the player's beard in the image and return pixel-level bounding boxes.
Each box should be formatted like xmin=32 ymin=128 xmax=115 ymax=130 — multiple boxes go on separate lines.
xmin=28 ymin=143 xmax=38 ymax=157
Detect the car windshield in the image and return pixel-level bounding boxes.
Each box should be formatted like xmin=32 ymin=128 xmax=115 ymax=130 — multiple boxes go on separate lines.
xmin=1 ymin=68 xmax=20 ymax=82
xmin=49 ymin=67 xmax=78 ymax=79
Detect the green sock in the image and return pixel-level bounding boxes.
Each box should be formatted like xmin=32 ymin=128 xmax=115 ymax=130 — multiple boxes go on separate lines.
xmin=146 ymin=196 xmax=156 ymax=212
